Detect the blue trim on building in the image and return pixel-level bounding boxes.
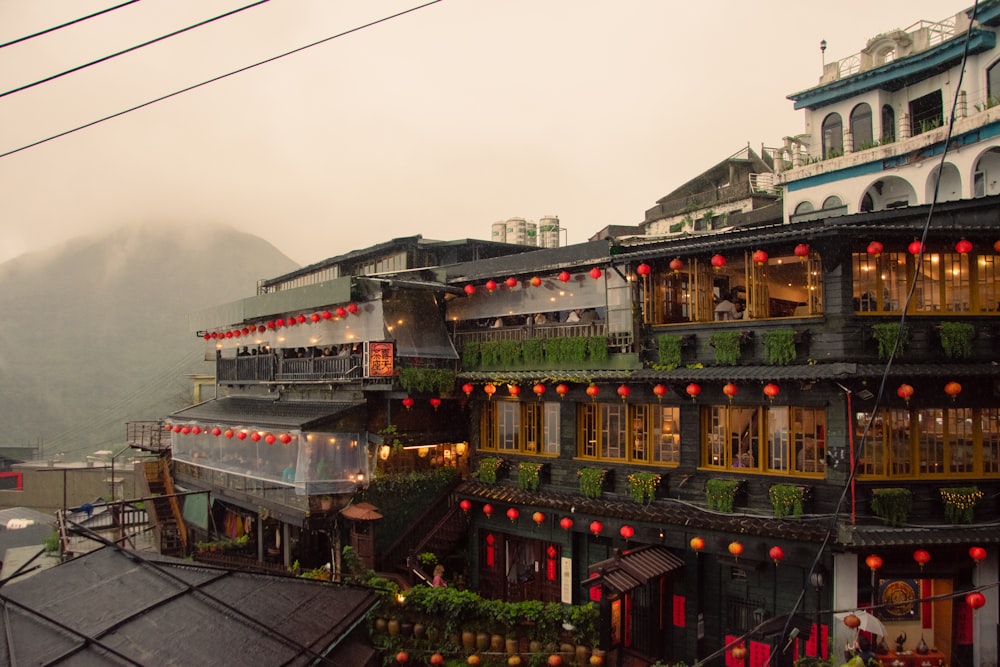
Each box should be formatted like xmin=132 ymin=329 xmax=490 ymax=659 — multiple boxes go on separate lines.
xmin=786 ymin=161 xmax=883 ymax=192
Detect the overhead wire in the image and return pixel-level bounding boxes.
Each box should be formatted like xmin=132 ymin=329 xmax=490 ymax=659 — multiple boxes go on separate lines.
xmin=0 ymin=0 xmax=444 ymax=160
xmin=0 ymin=0 xmax=272 ymax=100
xmin=0 ymin=0 xmax=140 ymax=49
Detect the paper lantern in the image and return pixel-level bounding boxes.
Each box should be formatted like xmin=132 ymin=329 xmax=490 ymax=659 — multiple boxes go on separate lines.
xmin=181 ymin=426 xmax=191 ymax=435
xmin=402 ymin=397 xmax=414 ymax=410
xmin=967 ymin=592 xmax=987 ymax=610
xmin=685 ymin=383 xmax=701 ymax=400
xmin=429 ymin=397 xmax=442 ymax=410
xmin=309 ymin=312 xmax=321 ymax=323
xmin=865 ymin=554 xmax=883 ymax=571
xmin=731 ymin=645 xmax=747 ymax=660
xmin=867 ymin=241 xmax=883 ymax=257
xmin=558 ymin=271 xmax=571 ymax=283
xmin=483 ymin=503 xmax=493 ymax=518
xmin=506 ymin=507 xmax=520 ymax=522
xmin=532 ymin=511 xmax=545 ymax=525
xmin=843 ymin=613 xmax=861 ymax=629
xmin=636 ymin=263 xmax=651 ymax=277
xmin=763 ymin=383 xmax=780 ymax=401
xmin=913 ymin=549 xmax=931 ymax=569
xmin=533 ymin=383 xmax=546 ymax=399
xmin=616 ymin=384 xmax=631 ymax=401
xmin=335 ymin=307 xmax=347 ymax=318
xmin=653 ymin=384 xmax=668 ymax=400
xmin=460 ymin=499 xmax=472 ymax=512
xmin=897 ymin=384 xmax=914 ymax=404
xmin=296 ymin=314 xmax=307 ymax=324
xmin=559 ymin=516 xmax=574 ymax=530
xmin=211 ymin=427 xmax=222 ymax=437
xmin=794 ymin=243 xmax=811 ymax=259
xmin=319 ymin=310 xmax=331 ymax=321
xmin=279 ymin=433 xmax=292 ymax=444
xmin=955 ymin=238 xmax=973 ymax=254
xmin=994 ymin=239 xmax=1000 ymax=253
xmin=275 ymin=318 xmax=285 ymax=327
xmin=970 ymin=546 xmax=987 ymax=563
xmin=769 ymin=545 xmax=785 ymax=565
xmin=485 ymin=279 xmax=498 ymax=293
xmin=669 ymin=257 xmax=684 ymax=273
xmin=203 ymin=333 xmax=211 ymax=341
xmin=484 ymin=384 xmax=497 ymax=399
xmin=508 ymin=384 xmax=521 ymax=398
xmin=462 ymin=383 xmax=475 ymax=396
xmin=944 ymin=381 xmax=962 ymax=400
xmin=505 ymin=277 xmax=518 ymax=289
xmin=464 ymin=284 xmax=476 ymax=296
xmin=586 ymin=384 xmax=600 ymax=400
xmin=224 ymin=428 xmax=235 ymax=439
xmin=689 ymin=536 xmax=704 ymax=551
xmin=250 ymin=431 xmax=261 ymax=442
xmin=752 ymin=249 xmax=769 ymax=265
xmin=396 ymin=651 xmax=409 ymax=664
xmin=589 ymin=520 xmax=603 ymax=536
xmin=619 ymin=525 xmax=635 ymax=539
xmin=265 ymin=433 xmax=276 ymax=445
xmin=723 ymin=382 xmax=738 ymax=401
xmin=589 ymin=267 xmax=603 ymax=280
xmin=237 ymin=430 xmax=247 ymax=440
xmin=530 ymin=276 xmax=542 ymax=287
xmin=728 ymin=541 xmax=743 ymax=558
xmin=430 ymin=653 xmax=445 ymax=665
xmin=908 ymin=240 xmax=926 ymax=255
xmin=710 ymin=254 xmax=726 ymax=270
xmin=547 ymin=655 xmax=563 ymax=667
xmin=347 ymin=302 xmax=358 ymax=314
xmin=555 ymin=383 xmax=570 ymax=399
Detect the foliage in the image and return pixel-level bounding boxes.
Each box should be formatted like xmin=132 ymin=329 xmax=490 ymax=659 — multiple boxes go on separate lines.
xmin=480 ymin=340 xmax=502 ymax=366
xmin=360 ymin=468 xmax=459 ymax=554
xmin=871 ymin=322 xmax=909 ymax=360
xmin=500 ymin=339 xmax=522 ymax=366
xmin=418 ymin=551 xmax=438 ymax=567
xmin=709 ymin=331 xmax=743 ymax=366
xmin=763 ymin=329 xmax=797 ymax=366
xmin=522 ymin=337 xmax=545 ymax=365
xmin=627 ymin=471 xmax=660 ymax=505
xmin=706 ymin=478 xmax=740 ymax=513
xmin=940 ymin=486 xmax=984 ymax=524
xmin=578 ymin=467 xmax=607 ymax=499
xmin=938 ymin=321 xmax=975 ymax=359
xmin=871 ymin=487 xmax=911 ymax=527
xmin=517 ymin=462 xmax=543 ymax=491
xmin=476 ymin=456 xmax=503 ymax=484
xmin=587 ymin=336 xmax=609 ymax=362
xmin=398 ymin=367 xmax=456 ymax=395
xmin=565 ymin=337 xmax=589 ymax=363
xmin=44 ymin=531 xmax=60 ymax=554
xmin=769 ymin=483 xmax=805 ymax=518
xmin=657 ymin=334 xmax=683 ymax=369
xmin=461 ymin=341 xmax=480 ymax=366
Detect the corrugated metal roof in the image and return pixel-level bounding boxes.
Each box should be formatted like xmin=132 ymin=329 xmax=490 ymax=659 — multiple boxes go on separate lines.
xmin=587 ymin=545 xmax=685 ymax=592
xmin=169 ymin=397 xmax=362 ymax=430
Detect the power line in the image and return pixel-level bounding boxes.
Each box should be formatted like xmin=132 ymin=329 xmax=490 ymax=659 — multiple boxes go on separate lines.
xmin=0 ymin=0 xmax=444 ymax=160
xmin=0 ymin=0 xmax=272 ymax=100
xmin=0 ymin=1 xmax=140 ymax=49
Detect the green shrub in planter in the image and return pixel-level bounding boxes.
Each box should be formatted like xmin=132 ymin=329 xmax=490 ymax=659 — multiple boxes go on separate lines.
xmin=706 ymin=478 xmax=740 ymax=513
xmin=871 ymin=487 xmax=911 ymax=527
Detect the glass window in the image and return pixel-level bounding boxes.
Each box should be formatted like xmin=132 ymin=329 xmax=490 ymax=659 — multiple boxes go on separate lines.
xmin=881 ymin=105 xmax=895 ymax=143
xmin=854 ymin=247 xmax=991 ymax=314
xmin=482 ymin=401 xmax=560 ymax=455
xmin=822 ymin=195 xmax=843 ymax=209
xmin=850 ymin=103 xmax=873 ymax=150
xmin=982 ymin=408 xmax=1000 ymax=474
xmin=989 ymin=61 xmax=1000 ymax=106
xmin=909 ymin=90 xmax=944 ymax=135
xmin=794 ymin=201 xmax=815 ymax=215
xmin=578 ymin=403 xmax=679 ymax=465
xmin=822 ymin=113 xmax=844 ymax=158
xmin=704 ymin=405 xmax=824 ymax=476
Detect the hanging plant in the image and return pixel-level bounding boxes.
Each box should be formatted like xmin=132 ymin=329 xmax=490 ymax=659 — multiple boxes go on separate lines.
xmin=762 ymin=329 xmax=797 ymax=366
xmin=706 ymin=478 xmax=740 ymax=513
xmin=938 ymin=322 xmax=975 ymax=359
xmin=522 ymin=338 xmax=545 ymax=365
xmin=398 ymin=368 xmax=457 ymax=394
xmin=587 ymin=336 xmax=609 ymax=362
xmin=543 ymin=337 xmax=568 ymax=364
xmin=940 ymin=486 xmax=984 ymax=524
xmin=462 ymin=341 xmax=481 ymax=367
xmin=480 ymin=340 xmax=503 ymax=366
xmin=768 ymin=483 xmax=805 ymax=518
xmin=871 ymin=323 xmax=909 ymax=360
xmin=871 ymin=487 xmax=912 ymax=527
xmin=517 ymin=462 xmax=543 ymax=491
xmin=500 ymin=339 xmax=523 ymax=366
xmin=709 ymin=331 xmax=743 ymax=366
xmin=477 ymin=457 xmax=504 ymax=484
xmin=578 ymin=467 xmax=607 ymax=499
xmin=566 ymin=337 xmax=589 ymax=363
xmin=656 ymin=334 xmax=683 ymax=370
xmin=627 ymin=471 xmax=660 ymax=505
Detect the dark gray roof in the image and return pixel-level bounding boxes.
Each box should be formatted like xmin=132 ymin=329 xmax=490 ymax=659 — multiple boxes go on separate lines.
xmin=843 ymin=523 xmax=1000 ymax=549
xmin=0 ymin=546 xmax=378 ymax=666
xmin=169 ymin=397 xmax=362 ymax=430
xmin=587 ymin=545 xmax=685 ymax=592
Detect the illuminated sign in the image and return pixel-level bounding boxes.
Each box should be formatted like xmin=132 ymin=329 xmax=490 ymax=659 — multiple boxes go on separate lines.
xmin=366 ymin=341 xmax=395 ymax=377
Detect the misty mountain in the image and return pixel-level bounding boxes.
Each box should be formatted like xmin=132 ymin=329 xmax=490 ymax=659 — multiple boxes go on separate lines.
xmin=0 ymin=222 xmax=299 ymax=461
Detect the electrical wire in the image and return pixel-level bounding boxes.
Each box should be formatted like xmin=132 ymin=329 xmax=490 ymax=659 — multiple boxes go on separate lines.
xmin=0 ymin=1 xmax=140 ymax=49
xmin=0 ymin=0 xmax=444 ymax=161
xmin=0 ymin=0 xmax=272 ymax=100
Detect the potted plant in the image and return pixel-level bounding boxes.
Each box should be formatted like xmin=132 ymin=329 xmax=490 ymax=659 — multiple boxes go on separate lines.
xmin=937 ymin=321 xmax=975 ymax=359
xmin=940 ymin=486 xmax=984 ymax=524
xmin=462 ymin=341 xmax=481 ymax=367
xmin=655 ymin=333 xmax=685 ymax=370
xmin=768 ymin=483 xmax=805 ymax=518
xmin=587 ymin=336 xmax=609 ymax=362
xmin=627 ymin=471 xmax=660 ymax=505
xmin=523 ymin=338 xmax=545 ymax=365
xmin=578 ymin=467 xmax=607 ymax=499
xmin=762 ymin=329 xmax=798 ymax=365
xmin=477 ymin=457 xmax=504 ymax=484
xmin=709 ymin=331 xmax=746 ymax=366
xmin=871 ymin=323 xmax=909 ymax=360
xmin=518 ymin=462 xmax=543 ymax=491
xmin=706 ymin=478 xmax=740 ymax=513
xmin=871 ymin=487 xmax=911 ymax=527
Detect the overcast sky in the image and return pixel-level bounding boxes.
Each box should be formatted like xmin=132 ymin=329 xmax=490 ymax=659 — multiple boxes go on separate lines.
xmin=0 ymin=0 xmax=958 ymax=268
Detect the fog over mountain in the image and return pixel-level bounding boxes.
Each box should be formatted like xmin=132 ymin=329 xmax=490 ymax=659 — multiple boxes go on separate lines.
xmin=0 ymin=222 xmax=299 ymax=461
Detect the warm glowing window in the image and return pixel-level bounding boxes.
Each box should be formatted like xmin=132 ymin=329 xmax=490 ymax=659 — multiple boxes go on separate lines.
xmin=704 ymin=405 xmax=825 ymax=475
xmin=481 ymin=401 xmax=560 ymax=454
xmin=579 ymin=403 xmax=679 ymax=465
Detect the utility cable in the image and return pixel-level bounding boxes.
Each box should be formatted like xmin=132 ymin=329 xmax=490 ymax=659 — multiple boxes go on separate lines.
xmin=0 ymin=0 xmax=443 ymax=160
xmin=0 ymin=0 xmax=271 ymax=100
xmin=0 ymin=1 xmax=140 ymax=49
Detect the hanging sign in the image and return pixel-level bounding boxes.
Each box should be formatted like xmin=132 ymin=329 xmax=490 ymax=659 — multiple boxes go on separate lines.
xmin=366 ymin=341 xmax=395 ymax=378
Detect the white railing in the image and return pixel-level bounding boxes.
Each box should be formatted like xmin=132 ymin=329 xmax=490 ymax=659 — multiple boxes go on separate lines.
xmin=834 ymin=16 xmax=958 ymax=79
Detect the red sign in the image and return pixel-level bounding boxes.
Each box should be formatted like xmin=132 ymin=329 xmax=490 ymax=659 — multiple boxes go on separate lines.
xmin=367 ymin=341 xmax=395 ymax=377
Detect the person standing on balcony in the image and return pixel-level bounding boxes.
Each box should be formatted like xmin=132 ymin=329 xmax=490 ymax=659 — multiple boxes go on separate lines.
xmin=432 ymin=564 xmax=447 ymax=587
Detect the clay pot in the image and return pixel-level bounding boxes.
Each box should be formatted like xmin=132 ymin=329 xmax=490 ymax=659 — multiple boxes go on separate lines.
xmin=387 ymin=619 xmax=400 ymax=636
xmin=461 ymin=630 xmax=476 ymax=650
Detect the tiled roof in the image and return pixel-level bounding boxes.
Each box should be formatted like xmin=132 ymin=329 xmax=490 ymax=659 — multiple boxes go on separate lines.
xmin=842 ymin=523 xmax=1000 ymax=548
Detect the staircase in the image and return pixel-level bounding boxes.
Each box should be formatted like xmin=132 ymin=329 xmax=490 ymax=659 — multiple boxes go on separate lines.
xmin=379 ymin=490 xmax=468 ymax=584
xmin=140 ymin=455 xmax=188 ymax=557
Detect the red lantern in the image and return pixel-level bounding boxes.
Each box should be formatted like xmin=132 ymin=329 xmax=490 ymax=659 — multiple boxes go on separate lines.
xmin=505 ymin=277 xmax=518 ymax=289
xmin=224 ymin=428 xmax=235 ymax=439
xmin=913 ymin=549 xmax=931 ymax=569
xmin=908 ymin=240 xmax=926 ymax=256
xmin=865 ymin=554 xmax=883 ymax=571
xmin=669 ymin=257 xmax=684 ymax=273
xmin=586 ymin=384 xmax=600 ymax=400
xmin=867 ymin=241 xmax=884 ymax=257
xmin=559 ymin=517 xmax=574 ymax=530
xmin=533 ymin=383 xmax=546 ymax=399
xmin=685 ymin=383 xmax=701 ymax=400
xmin=944 ymin=381 xmax=962 ymax=400
xmin=320 ymin=310 xmax=332 ymax=320
xmin=203 ymin=333 xmax=211 ymax=341
xmin=955 ymin=238 xmax=973 ymax=254
xmin=794 ymin=243 xmax=811 ymax=260
xmin=506 ymin=507 xmax=520 ymax=522
xmin=265 ymin=433 xmax=276 ymax=445
xmin=485 ymin=279 xmax=498 ymax=293
xmin=402 ymin=397 xmax=414 ymax=410
xmin=250 ymin=431 xmax=261 ymax=442
xmin=710 ymin=254 xmax=726 ymax=270
xmin=309 ymin=312 xmax=321 ymax=323
xmin=731 ymin=645 xmax=747 ymax=661
xmin=769 ymin=545 xmax=785 ymax=565
xmin=897 ymin=383 xmax=914 ymax=404
xmin=508 ymin=384 xmax=521 ymax=398
xmin=558 ymin=271 xmax=571 ymax=283
xmin=180 ymin=426 xmax=191 ymax=435
xmin=460 ymin=499 xmax=472 ymax=512
xmin=689 ymin=536 xmax=704 ymax=552
xmin=332 ymin=307 xmax=345 ymax=318
xmin=589 ymin=267 xmax=603 ymax=280
xmin=619 ymin=525 xmax=635 ymax=540
xmin=653 ymin=384 xmax=668 ymax=401
xmin=752 ymin=249 xmax=769 ymax=266
xmin=484 ymin=384 xmax=497 ymax=399
xmin=763 ymin=383 xmax=780 ymax=401
xmin=279 ymin=433 xmax=292 ymax=444
xmin=464 ymin=284 xmax=476 ymax=296
xmin=636 ymin=263 xmax=651 ymax=277
xmin=547 ymin=655 xmax=563 ymax=667
xmin=430 ymin=397 xmax=442 ymax=410
xmin=296 ymin=314 xmax=307 ymax=324
xmin=237 ymin=430 xmax=247 ymax=440
xmin=530 ymin=276 xmax=542 ymax=287
xmin=396 ymin=651 xmax=409 ymax=664
xmin=994 ymin=239 xmax=1000 ymax=253
xmin=462 ymin=383 xmax=475 ymax=396
xmin=211 ymin=427 xmax=222 ymax=437
xmin=532 ymin=511 xmax=545 ymax=525
xmin=723 ymin=382 xmax=738 ymax=401
xmin=843 ymin=613 xmax=862 ymax=629
xmin=589 ymin=520 xmax=603 ymax=536
xmin=190 ymin=426 xmax=201 ymax=434
xmin=483 ymin=503 xmax=494 ymax=518
xmin=347 ymin=302 xmax=358 ymax=314
xmin=969 ymin=546 xmax=987 ymax=563
xmin=430 ymin=653 xmax=445 ymax=665
xmin=728 ymin=541 xmax=743 ymax=558
xmin=275 ymin=318 xmax=285 ymax=327
xmin=616 ymin=384 xmax=631 ymax=401
xmin=555 ymin=383 xmax=570 ymax=399
xmin=967 ymin=592 xmax=987 ymax=610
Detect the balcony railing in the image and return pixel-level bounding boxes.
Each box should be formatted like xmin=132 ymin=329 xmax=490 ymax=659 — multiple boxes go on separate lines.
xmin=217 ymin=353 xmax=365 ymax=384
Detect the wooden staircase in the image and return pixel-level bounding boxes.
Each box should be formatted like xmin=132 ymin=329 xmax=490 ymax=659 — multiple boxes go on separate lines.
xmin=140 ymin=455 xmax=188 ymax=557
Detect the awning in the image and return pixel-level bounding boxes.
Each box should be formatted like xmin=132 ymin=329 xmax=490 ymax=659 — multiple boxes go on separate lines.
xmin=586 ymin=545 xmax=684 ymax=592
xmin=168 ymin=397 xmax=363 ymax=431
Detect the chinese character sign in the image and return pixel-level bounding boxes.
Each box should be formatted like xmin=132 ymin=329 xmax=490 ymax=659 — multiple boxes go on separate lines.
xmin=367 ymin=342 xmax=394 ymax=377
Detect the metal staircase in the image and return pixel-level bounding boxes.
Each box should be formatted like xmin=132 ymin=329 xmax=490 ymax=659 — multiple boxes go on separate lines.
xmin=139 ymin=456 xmax=188 ymax=557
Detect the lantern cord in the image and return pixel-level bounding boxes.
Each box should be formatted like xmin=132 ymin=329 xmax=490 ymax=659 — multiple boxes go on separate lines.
xmin=0 ymin=1 xmax=139 ymax=49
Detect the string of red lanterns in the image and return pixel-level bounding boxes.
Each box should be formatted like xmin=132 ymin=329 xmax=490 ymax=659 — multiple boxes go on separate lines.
xmin=167 ymin=424 xmax=297 ymax=445
xmin=204 ymin=303 xmax=362 ymax=340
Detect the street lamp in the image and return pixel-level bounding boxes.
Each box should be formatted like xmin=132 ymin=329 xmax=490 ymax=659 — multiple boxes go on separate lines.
xmin=809 ymin=565 xmax=826 ymax=636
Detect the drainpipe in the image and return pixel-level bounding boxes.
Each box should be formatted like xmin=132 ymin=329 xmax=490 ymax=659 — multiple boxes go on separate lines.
xmin=835 ymin=383 xmax=856 ymax=523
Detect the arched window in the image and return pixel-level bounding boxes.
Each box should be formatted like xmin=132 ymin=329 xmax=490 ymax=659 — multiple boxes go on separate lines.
xmin=822 ymin=113 xmax=843 ymax=158
xmin=822 ymin=195 xmax=843 ymax=209
xmin=881 ymin=105 xmax=895 ymax=143
xmin=794 ymin=201 xmax=815 ymax=216
xmin=850 ymin=104 xmax=873 ymax=150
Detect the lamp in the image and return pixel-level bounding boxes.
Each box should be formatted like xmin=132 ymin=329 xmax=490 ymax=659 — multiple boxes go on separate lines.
xmin=809 ymin=564 xmax=826 ymax=634
xmin=455 ymin=442 xmax=467 ymax=456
